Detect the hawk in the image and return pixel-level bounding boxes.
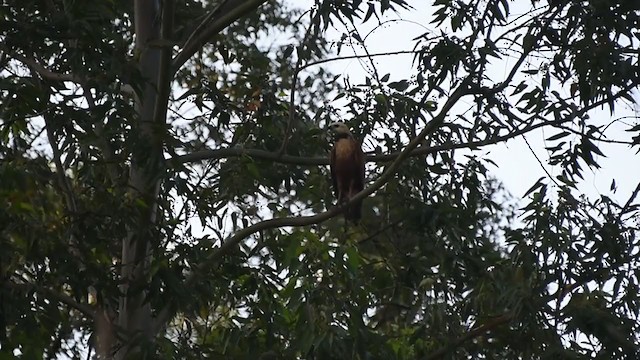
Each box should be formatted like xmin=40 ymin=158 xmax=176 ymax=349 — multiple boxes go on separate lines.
xmin=329 ymin=122 xmax=365 ymax=222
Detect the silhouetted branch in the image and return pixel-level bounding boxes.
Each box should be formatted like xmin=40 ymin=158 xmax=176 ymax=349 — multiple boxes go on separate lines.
xmin=622 ymin=181 xmax=640 ymax=214
xmin=13 ymin=54 xmax=82 ymax=83
xmin=299 ymin=50 xmax=421 ymax=72
xmin=172 ymin=0 xmax=269 ymax=74
xmin=6 ymin=281 xmax=95 ymax=318
xmin=423 ymin=313 xmax=513 ymax=360
xmin=10 ymin=53 xmax=135 ymax=97
xmin=172 ymin=118 xmax=558 ymax=166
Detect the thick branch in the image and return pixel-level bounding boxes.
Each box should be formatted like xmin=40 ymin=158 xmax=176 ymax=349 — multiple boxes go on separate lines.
xmin=171 ymin=0 xmax=269 ymax=74
xmin=171 ymin=77 xmax=640 ymax=167
xmin=152 ymin=77 xmax=472 ymax=335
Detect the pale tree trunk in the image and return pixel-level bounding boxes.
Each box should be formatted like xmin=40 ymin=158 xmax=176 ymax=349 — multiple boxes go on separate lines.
xmin=114 ymin=0 xmax=168 ymax=358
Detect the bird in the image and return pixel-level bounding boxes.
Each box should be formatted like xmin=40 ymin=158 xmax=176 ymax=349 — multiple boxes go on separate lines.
xmin=328 ymin=121 xmax=365 ymax=222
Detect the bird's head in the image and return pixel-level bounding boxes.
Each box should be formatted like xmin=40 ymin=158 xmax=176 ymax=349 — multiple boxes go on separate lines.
xmin=328 ymin=122 xmax=352 ymax=138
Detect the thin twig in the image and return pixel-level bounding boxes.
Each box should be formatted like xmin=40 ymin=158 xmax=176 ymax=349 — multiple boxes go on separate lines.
xmin=522 ymin=134 xmax=561 ymax=187
xmin=358 ymin=218 xmax=404 ymax=245
xmin=277 ymin=51 xmax=302 ymax=157
xmin=81 ymin=85 xmax=120 ymax=184
xmin=622 ymin=181 xmax=640 ymax=214
xmin=279 ymin=8 xmax=318 ymax=157
xmin=298 ymin=50 xmax=420 ymax=72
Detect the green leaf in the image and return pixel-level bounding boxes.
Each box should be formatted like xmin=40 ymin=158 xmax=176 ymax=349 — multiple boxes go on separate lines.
xmin=522 ymin=33 xmax=536 ymax=53
xmin=388 ymin=80 xmax=409 ymax=91
xmin=522 ymin=177 xmax=546 ymax=198
xmin=546 ymin=131 xmax=570 ymax=141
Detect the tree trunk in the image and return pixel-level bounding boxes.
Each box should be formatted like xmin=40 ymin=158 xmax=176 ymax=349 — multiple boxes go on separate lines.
xmin=114 ymin=0 xmax=165 ymax=357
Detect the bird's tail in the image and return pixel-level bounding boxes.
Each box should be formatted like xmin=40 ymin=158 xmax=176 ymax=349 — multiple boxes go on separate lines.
xmin=345 ymin=198 xmax=362 ymax=223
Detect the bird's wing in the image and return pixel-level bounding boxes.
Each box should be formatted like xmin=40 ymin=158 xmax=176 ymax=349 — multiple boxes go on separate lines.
xmin=330 ymin=145 xmax=338 ymax=197
xmin=353 ymin=138 xmax=365 ymax=192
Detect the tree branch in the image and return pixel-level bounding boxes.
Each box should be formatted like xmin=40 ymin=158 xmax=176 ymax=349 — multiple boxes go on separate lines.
xmin=278 ymin=43 xmax=305 ymax=156
xmin=10 ymin=52 xmax=135 ymax=97
xmin=171 ymin=0 xmax=269 ymax=74
xmin=81 ymin=85 xmax=121 ymax=184
xmin=43 ymin=114 xmax=78 ymax=214
xmin=423 ymin=313 xmax=513 ymax=360
xmin=6 ymin=281 xmax=95 ymax=319
xmin=278 ymin=9 xmax=323 ymax=158
xmin=152 ymin=76 xmax=472 ymax=335
xmin=172 ymin=118 xmax=559 ymax=166
xmin=298 ymin=50 xmax=421 ymax=72
xmin=152 ymin=0 xmax=174 ymax=131
xmin=13 ymin=54 xmax=82 ymax=83
xmin=622 ymin=181 xmax=640 ymax=215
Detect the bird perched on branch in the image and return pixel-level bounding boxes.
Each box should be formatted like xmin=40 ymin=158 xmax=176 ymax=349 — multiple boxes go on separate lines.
xmin=329 ymin=122 xmax=365 ymax=222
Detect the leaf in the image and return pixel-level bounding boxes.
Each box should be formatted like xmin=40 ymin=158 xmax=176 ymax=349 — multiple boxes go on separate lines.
xmin=419 ymin=277 xmax=435 ymax=289
xmin=523 ymin=177 xmax=546 ymax=198
xmin=344 ymin=246 xmax=361 ymax=272
xmin=511 ymin=81 xmax=527 ymax=95
xmin=546 ymin=131 xmax=570 ymax=141
xmin=423 ymin=100 xmax=437 ymax=111
xmin=245 ymin=162 xmax=260 ymax=178
xmin=388 ymin=80 xmax=409 ymax=91
xmin=625 ymin=123 xmax=640 ymax=132
xmin=283 ymin=45 xmax=294 ymax=59
xmin=363 ymin=3 xmax=376 ymax=22
xmin=582 ymin=137 xmax=605 ymax=157
xmin=430 ymin=165 xmax=449 ymax=174
xmin=522 ymin=33 xmax=536 ymax=53
xmin=218 ymin=112 xmax=230 ymax=126
xmin=451 ymin=14 xmax=462 ymax=30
